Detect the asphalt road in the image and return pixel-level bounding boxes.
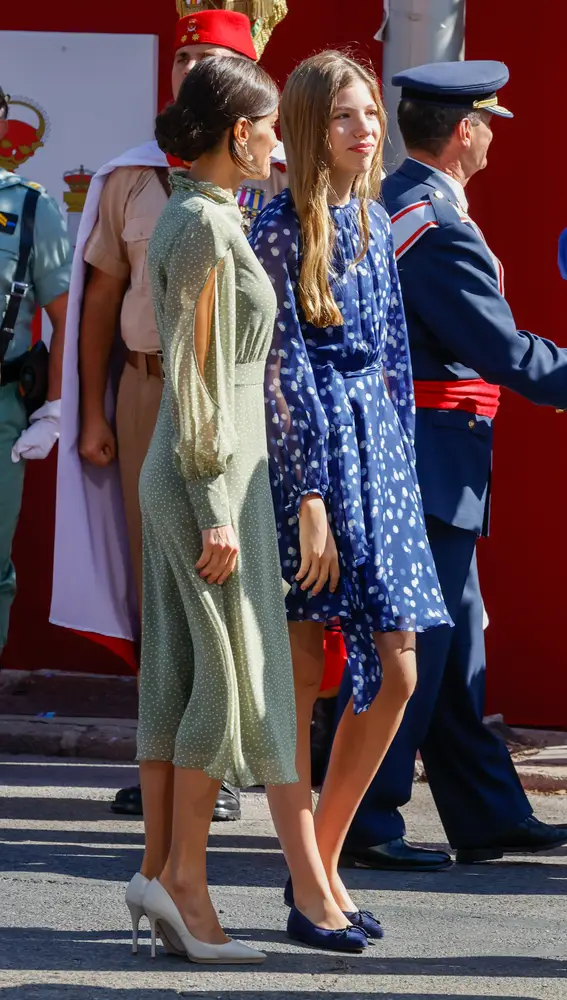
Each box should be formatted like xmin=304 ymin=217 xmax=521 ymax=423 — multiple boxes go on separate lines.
xmin=1 ymin=755 xmax=566 ymax=1000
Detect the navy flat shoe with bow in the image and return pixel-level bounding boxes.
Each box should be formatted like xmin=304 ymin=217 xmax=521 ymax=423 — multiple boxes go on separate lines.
xmin=287 ymin=906 xmax=368 ymax=953
xmin=284 ymin=876 xmax=384 ymax=940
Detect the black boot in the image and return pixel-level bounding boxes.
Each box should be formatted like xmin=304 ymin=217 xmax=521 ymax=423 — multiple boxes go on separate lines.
xmin=110 ymin=784 xmax=143 ymax=816
xmin=110 ymin=781 xmax=241 ymax=821
xmin=213 ymin=782 xmax=241 ymax=821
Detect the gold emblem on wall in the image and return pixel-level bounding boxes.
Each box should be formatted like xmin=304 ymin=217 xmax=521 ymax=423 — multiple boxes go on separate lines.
xmin=0 ymin=97 xmax=49 ymax=172
xmin=63 ymin=165 xmax=95 ymax=214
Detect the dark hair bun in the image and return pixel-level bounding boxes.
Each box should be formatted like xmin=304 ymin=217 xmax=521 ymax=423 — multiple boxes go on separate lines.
xmin=154 ymin=55 xmax=278 ymax=166
xmin=155 ymin=103 xmax=208 ymax=162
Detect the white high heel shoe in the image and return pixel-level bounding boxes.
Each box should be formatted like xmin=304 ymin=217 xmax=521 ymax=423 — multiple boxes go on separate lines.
xmin=143 ymin=878 xmax=266 ymax=965
xmin=125 ymin=873 xmax=184 ymax=956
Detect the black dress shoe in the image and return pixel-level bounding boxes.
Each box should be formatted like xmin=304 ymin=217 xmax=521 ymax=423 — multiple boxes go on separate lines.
xmin=213 ymin=782 xmax=241 ymax=822
xmin=340 ymin=837 xmax=452 ymax=871
xmin=110 ymin=783 xmax=143 ymax=816
xmin=456 ymin=815 xmax=567 ymax=864
xmin=110 ymin=781 xmax=241 ymax=821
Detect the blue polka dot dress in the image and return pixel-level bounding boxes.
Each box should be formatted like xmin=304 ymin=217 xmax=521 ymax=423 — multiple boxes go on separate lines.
xmin=250 ymin=190 xmax=452 ymax=714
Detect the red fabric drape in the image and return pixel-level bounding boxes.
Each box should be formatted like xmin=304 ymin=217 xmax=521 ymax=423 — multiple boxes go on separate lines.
xmin=466 ymin=2 xmax=567 ymax=725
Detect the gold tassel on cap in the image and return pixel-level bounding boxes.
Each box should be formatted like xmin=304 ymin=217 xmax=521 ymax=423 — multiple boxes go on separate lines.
xmin=175 ymin=0 xmax=288 ymax=57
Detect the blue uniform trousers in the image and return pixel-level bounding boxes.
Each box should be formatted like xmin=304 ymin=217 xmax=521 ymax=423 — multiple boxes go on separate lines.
xmin=339 ymin=515 xmax=532 ymax=848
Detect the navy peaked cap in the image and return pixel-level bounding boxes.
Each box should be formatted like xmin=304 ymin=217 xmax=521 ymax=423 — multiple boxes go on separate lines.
xmin=393 ymin=60 xmax=513 ymax=118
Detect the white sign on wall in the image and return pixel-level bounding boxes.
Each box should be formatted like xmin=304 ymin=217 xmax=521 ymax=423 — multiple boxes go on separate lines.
xmin=0 ymin=30 xmax=158 ymax=244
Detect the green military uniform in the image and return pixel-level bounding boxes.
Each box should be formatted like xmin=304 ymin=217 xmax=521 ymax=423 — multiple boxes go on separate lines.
xmin=0 ymin=167 xmax=71 ymax=652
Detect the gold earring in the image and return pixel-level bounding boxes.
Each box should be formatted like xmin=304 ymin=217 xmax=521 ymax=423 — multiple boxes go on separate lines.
xmin=242 ymin=140 xmax=254 ymax=162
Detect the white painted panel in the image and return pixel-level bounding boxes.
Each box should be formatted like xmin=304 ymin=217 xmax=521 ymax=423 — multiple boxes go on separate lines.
xmin=1 ymin=30 xmax=158 ymax=339
xmin=0 ymin=30 xmax=158 ymax=222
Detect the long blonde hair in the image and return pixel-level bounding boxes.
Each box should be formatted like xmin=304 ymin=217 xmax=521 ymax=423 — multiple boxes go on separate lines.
xmin=281 ymin=51 xmax=386 ymax=328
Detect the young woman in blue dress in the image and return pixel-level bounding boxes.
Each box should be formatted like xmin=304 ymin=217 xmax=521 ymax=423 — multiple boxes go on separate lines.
xmin=251 ymin=51 xmax=451 ymax=941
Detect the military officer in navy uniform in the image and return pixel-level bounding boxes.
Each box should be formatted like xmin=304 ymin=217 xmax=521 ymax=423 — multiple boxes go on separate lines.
xmin=0 ymin=86 xmax=71 ymax=658
xmin=337 ymin=61 xmax=567 ymax=869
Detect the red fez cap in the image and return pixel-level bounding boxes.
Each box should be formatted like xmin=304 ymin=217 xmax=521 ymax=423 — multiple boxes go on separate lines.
xmin=175 ymin=10 xmax=257 ymax=61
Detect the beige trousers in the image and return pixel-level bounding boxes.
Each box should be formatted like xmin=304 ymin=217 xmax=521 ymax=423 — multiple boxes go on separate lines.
xmin=116 ymin=357 xmax=163 ymax=614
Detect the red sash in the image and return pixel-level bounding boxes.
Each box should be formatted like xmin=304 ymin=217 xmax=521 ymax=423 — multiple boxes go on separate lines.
xmin=414 ymin=378 xmax=501 ymax=419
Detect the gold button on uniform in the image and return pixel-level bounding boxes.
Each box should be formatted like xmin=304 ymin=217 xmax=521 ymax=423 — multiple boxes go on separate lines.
xmin=468 ymin=419 xmax=475 ymax=429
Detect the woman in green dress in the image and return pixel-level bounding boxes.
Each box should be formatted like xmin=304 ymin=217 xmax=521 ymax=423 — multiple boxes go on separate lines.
xmin=131 ymin=56 xmax=294 ymax=964
xmin=129 ymin=54 xmax=369 ymax=964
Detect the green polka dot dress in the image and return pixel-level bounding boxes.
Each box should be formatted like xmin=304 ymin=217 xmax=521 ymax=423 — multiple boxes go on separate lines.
xmin=137 ymin=174 xmax=297 ymax=787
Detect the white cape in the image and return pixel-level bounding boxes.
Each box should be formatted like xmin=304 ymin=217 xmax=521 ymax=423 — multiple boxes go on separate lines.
xmin=50 ymin=142 xmax=170 ymax=641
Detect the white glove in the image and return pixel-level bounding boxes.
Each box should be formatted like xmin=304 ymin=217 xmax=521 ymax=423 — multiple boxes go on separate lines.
xmin=11 ymin=399 xmax=61 ymax=463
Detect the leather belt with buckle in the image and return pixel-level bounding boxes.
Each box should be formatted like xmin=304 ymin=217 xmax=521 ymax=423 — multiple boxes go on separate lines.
xmin=126 ymin=350 xmax=163 ymax=379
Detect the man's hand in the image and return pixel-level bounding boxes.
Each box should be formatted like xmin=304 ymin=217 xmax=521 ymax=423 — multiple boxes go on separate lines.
xmin=11 ymin=399 xmax=61 ymax=463
xmin=78 ymin=266 xmax=128 ymax=461
xmin=79 ymin=414 xmax=117 ymax=467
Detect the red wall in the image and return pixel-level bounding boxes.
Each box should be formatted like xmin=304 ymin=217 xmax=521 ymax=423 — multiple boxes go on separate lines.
xmin=6 ymin=2 xmax=565 ymax=726
xmin=466 ymin=2 xmax=567 ymax=725
xmin=1 ymin=1 xmax=384 ymax=676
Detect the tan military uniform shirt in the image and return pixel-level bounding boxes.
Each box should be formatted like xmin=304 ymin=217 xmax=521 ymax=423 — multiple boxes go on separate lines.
xmin=83 ymin=162 xmax=288 ymax=353
xmin=83 ymin=166 xmax=167 ymax=354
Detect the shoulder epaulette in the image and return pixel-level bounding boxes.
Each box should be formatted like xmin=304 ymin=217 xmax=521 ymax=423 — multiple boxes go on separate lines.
xmin=0 ymin=169 xmax=45 ymax=193
xmin=391 ymin=194 xmax=505 ymax=294
xmin=390 ymin=200 xmax=438 ymax=259
xmin=21 ymin=179 xmax=45 ymax=193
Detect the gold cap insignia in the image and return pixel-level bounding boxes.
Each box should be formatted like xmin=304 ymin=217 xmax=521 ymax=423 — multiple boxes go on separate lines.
xmin=175 ymin=0 xmax=288 ymax=57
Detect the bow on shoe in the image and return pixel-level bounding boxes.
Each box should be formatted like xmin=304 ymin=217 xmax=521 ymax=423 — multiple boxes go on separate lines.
xmin=346 ymin=909 xmax=384 ymax=940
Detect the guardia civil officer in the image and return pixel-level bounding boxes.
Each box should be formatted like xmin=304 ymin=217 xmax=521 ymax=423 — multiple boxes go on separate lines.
xmin=336 ymin=62 xmax=567 ymax=869
xmin=0 ymin=86 xmax=71 ymax=656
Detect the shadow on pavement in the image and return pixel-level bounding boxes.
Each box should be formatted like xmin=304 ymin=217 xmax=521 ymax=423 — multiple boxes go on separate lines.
xmin=0 ymin=797 xmax=131 ymax=824
xmin=1 ymin=826 xmax=566 ymax=896
xmin=338 ymin=856 xmax=567 ymax=896
xmin=0 ymin=760 xmax=138 ymax=791
xmin=0 ymin=827 xmax=145 ymax=846
xmin=0 ymin=989 xmax=545 ymax=1000
xmin=0 ymin=837 xmax=288 ymax=885
xmin=0 ymin=826 xmax=279 ymax=852
xmin=0 ymin=928 xmax=566 ymax=980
